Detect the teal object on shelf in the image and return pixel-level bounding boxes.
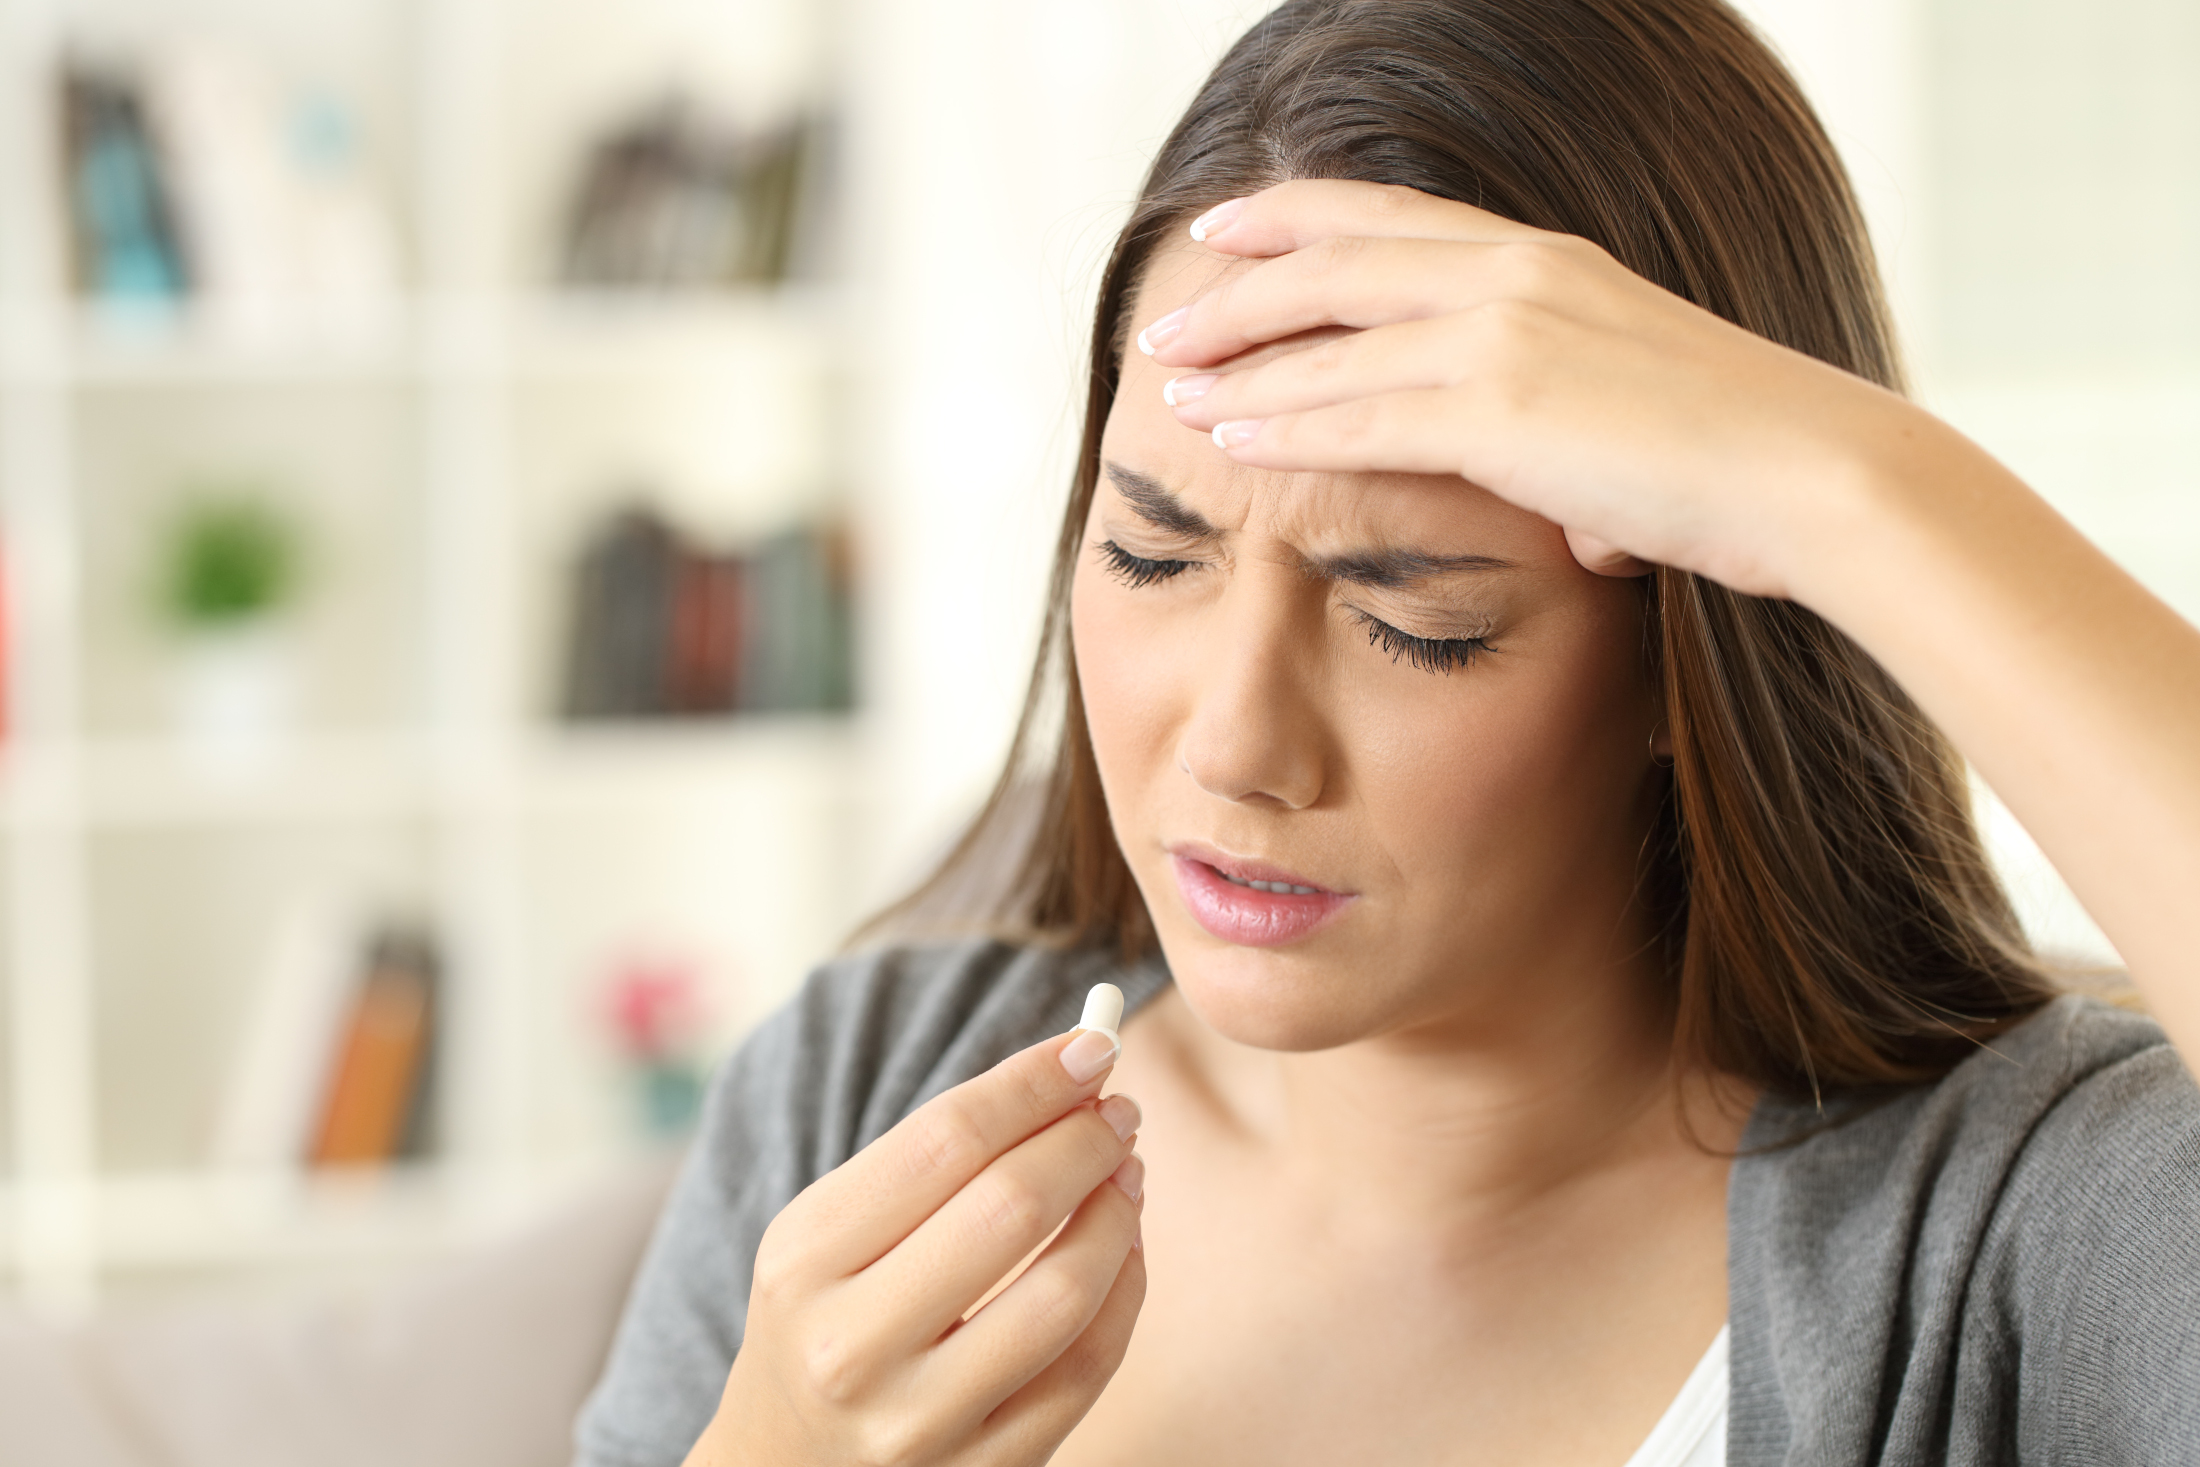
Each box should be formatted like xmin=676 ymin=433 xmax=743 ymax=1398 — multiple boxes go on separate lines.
xmin=640 ymin=1062 xmax=705 ymax=1137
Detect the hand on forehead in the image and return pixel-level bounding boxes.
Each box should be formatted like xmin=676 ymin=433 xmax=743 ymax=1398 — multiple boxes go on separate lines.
xmin=1108 ymin=238 xmax=1570 ymax=568
xmin=1128 ymin=238 xmax=1354 ymax=376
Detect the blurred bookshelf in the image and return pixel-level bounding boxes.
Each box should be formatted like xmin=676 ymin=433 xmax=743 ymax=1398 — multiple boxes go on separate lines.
xmin=0 ymin=0 xmax=858 ymax=1311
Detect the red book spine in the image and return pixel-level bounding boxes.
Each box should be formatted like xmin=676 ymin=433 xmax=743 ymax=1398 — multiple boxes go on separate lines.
xmin=1 ymin=538 xmax=11 ymax=743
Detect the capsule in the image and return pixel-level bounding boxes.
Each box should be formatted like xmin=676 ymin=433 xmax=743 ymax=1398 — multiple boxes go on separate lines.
xmin=1079 ymin=982 xmax=1125 ymax=1044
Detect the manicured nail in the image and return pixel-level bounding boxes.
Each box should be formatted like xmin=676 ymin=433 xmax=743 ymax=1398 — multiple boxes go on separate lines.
xmin=1061 ymin=1028 xmax=1120 ymax=1082
xmin=1162 ymin=374 xmax=1215 ymax=408
xmin=1097 ymin=1093 xmax=1142 ymax=1142
xmin=1189 ymin=197 xmax=1246 ymax=243
xmin=1212 ymin=419 xmax=1264 ymax=450
xmin=1135 ymin=307 xmax=1188 ymax=356
xmin=1110 ymin=1153 xmax=1145 ymax=1202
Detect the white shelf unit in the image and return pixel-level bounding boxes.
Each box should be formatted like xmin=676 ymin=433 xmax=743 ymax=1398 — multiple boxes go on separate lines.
xmin=0 ymin=0 xmax=858 ymax=1310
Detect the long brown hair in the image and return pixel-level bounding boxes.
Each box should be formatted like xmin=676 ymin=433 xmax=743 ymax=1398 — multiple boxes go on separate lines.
xmin=865 ymin=0 xmax=2058 ymax=1100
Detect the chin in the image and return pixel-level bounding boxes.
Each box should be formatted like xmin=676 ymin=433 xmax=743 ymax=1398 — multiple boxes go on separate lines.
xmin=1154 ymin=924 xmax=1391 ymax=1053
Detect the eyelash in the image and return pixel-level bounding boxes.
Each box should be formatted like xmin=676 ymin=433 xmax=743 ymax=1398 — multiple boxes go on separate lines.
xmin=1349 ymin=609 xmax=1490 ymax=674
xmin=1097 ymin=539 xmax=1488 ymax=675
xmin=1096 ymin=540 xmax=1194 ymax=588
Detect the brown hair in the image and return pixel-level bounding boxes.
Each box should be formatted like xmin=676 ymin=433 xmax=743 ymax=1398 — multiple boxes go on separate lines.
xmin=865 ymin=0 xmax=2059 ymax=1100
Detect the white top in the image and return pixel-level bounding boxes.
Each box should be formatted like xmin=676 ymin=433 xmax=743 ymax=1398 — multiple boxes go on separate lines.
xmin=1619 ymin=1324 xmax=1728 ymax=1467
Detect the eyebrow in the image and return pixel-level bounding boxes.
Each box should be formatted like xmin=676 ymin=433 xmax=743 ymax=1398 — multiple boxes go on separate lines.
xmin=1100 ymin=460 xmax=1514 ymax=586
xmin=1310 ymin=547 xmax=1513 ymax=586
xmin=1105 ymin=461 xmax=1218 ymax=540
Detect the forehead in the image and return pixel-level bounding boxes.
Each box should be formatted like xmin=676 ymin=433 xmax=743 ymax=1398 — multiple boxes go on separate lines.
xmin=1102 ymin=238 xmax=1569 ymax=566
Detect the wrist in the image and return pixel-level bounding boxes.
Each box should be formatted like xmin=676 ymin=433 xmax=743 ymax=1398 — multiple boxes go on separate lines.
xmin=1772 ymin=393 xmax=1991 ymax=623
xmin=684 ymin=1366 xmax=769 ymax=1467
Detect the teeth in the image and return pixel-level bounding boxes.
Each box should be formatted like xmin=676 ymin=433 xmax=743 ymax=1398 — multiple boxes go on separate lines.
xmin=1218 ymin=871 xmax=1320 ymax=895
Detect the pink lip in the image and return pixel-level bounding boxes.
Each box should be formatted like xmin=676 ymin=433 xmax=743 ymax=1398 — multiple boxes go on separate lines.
xmin=1167 ymin=845 xmax=1355 ymax=948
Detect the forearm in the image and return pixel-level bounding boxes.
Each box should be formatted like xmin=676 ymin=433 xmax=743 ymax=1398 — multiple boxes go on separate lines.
xmin=1794 ymin=406 xmax=2200 ymax=1064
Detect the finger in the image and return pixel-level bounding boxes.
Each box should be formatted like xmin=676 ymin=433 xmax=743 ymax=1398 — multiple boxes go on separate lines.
xmin=971 ymin=1210 xmax=1147 ymax=1466
xmin=1163 ymin=315 xmax=1464 ymax=429
xmin=1146 ymin=236 xmax=1520 ymax=368
xmin=925 ymin=1156 xmax=1143 ymax=1422
xmin=858 ymin=1094 xmax=1140 ymax=1350
xmin=1189 ymin=178 xmax=1541 ymax=258
xmin=1564 ymin=527 xmax=1655 ymax=577
xmin=1214 ymin=394 xmax=1668 ymax=575
xmin=1209 ymin=389 xmax=1483 ymax=480
xmin=771 ymin=1025 xmax=1122 ymax=1281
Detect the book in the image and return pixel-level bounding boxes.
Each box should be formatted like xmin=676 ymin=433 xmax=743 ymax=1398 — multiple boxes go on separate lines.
xmin=562 ymin=505 xmax=854 ymax=721
xmin=669 ymin=546 xmax=745 ymax=714
xmin=741 ymin=522 xmax=855 ymax=714
xmin=59 ymin=47 xmax=400 ymax=334
xmin=141 ymin=44 xmax=294 ymax=329
xmin=559 ymin=98 xmax=818 ymax=288
xmin=60 ymin=67 xmax=190 ymax=301
xmin=151 ymin=47 xmax=400 ymax=331
xmin=208 ymin=896 xmax=365 ymax=1171
xmin=308 ymin=926 xmax=438 ymax=1168
xmin=563 ymin=505 xmax=680 ymax=718
xmin=740 ymin=120 xmax=811 ymax=285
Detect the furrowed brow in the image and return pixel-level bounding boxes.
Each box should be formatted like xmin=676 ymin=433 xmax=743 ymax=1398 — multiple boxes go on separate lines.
xmin=1103 ymin=461 xmax=1218 ymax=540
xmin=1311 ymin=548 xmax=1514 ymax=587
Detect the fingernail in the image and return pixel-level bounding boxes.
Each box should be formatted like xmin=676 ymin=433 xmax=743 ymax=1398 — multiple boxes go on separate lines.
xmin=1060 ymin=1028 xmax=1120 ymax=1083
xmin=1212 ymin=419 xmax=1264 ymax=450
xmin=1189 ymin=198 xmax=1245 ymax=243
xmin=1097 ymin=1093 xmax=1142 ymax=1141
xmin=1132 ymin=1221 xmax=1143 ymax=1251
xmin=1135 ymin=307 xmax=1188 ymax=356
xmin=1109 ymin=1153 xmax=1145 ymax=1202
xmin=1162 ymin=374 xmax=1215 ymax=408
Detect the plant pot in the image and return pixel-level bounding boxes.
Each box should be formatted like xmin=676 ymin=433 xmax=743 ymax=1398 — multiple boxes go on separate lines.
xmin=171 ymin=620 xmax=298 ymax=773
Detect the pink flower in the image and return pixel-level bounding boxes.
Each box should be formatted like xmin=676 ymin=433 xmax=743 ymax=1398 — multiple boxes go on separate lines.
xmin=602 ymin=958 xmax=708 ymax=1061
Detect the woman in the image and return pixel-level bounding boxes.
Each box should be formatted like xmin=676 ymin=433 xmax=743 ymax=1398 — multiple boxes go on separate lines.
xmin=577 ymin=1 xmax=2200 ymax=1463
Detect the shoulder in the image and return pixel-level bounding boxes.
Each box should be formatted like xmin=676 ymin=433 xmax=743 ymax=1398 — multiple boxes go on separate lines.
xmin=1737 ymin=994 xmax=2193 ymax=1209
xmin=1987 ymin=995 xmax=2200 ymax=1233
xmin=1734 ymin=993 xmax=2200 ymax=1284
xmin=1983 ymin=1003 xmax=2200 ymax=1457
xmin=1728 ymin=995 xmax=2200 ymax=1463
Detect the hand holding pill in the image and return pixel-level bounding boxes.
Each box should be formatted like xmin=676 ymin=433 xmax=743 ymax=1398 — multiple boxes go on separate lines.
xmin=689 ymin=985 xmax=1144 ymax=1467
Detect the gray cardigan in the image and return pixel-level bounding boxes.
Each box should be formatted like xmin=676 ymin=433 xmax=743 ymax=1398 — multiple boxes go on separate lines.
xmin=575 ymin=939 xmax=2200 ymax=1466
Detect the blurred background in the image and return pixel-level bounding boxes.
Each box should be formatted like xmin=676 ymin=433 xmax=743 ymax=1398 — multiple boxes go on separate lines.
xmin=0 ymin=0 xmax=2191 ymax=1452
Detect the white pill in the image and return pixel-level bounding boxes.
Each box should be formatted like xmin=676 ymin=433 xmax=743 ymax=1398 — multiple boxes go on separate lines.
xmin=1079 ymin=982 xmax=1125 ymax=1044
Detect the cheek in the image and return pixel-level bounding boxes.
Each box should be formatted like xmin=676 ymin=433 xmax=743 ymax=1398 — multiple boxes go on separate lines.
xmin=1345 ymin=610 xmax=1651 ymax=886
xmin=1069 ymin=562 xmax=1182 ymax=801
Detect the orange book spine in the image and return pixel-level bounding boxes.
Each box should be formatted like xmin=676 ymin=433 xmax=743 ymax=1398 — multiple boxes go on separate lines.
xmin=309 ymin=962 xmax=430 ymax=1166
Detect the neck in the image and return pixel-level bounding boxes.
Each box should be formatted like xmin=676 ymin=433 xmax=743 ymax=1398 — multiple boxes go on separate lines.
xmin=1167 ymin=959 xmax=1752 ymax=1237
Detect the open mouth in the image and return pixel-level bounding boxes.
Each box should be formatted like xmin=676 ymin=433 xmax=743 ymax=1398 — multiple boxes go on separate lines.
xmin=1167 ymin=848 xmax=1355 ymax=948
xmin=1213 ymin=870 xmax=1323 ymax=896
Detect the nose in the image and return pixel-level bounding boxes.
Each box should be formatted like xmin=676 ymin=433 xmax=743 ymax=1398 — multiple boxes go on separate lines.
xmin=1175 ymin=583 xmax=1329 ymax=811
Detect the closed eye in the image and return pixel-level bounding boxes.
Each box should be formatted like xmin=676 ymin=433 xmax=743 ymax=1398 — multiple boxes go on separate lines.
xmin=1349 ymin=608 xmax=1490 ymax=674
xmin=1096 ymin=539 xmax=1196 ymax=588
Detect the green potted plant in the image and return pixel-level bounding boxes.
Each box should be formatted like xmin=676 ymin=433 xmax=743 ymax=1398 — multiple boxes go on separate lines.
xmin=159 ymin=488 xmax=306 ymax=768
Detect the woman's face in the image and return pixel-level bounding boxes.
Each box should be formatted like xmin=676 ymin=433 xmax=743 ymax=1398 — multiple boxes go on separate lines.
xmin=1073 ymin=241 xmax=1668 ymax=1052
